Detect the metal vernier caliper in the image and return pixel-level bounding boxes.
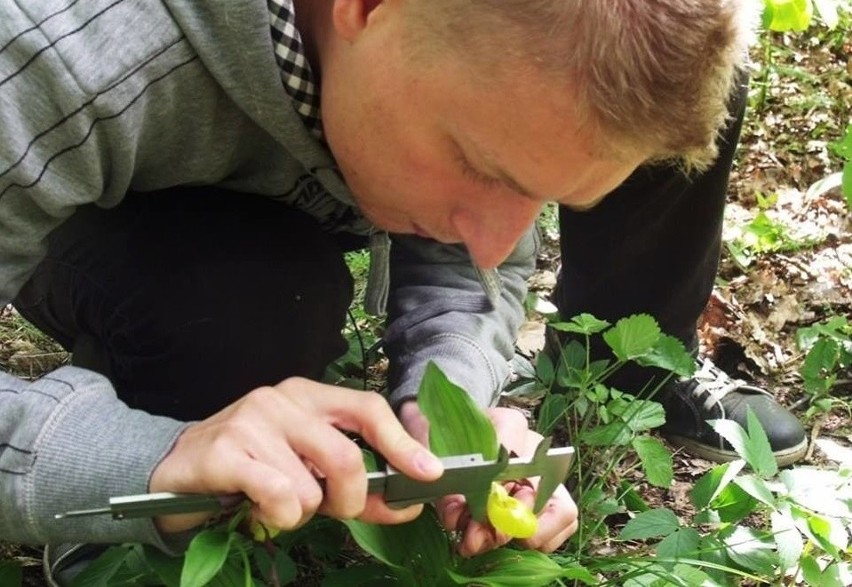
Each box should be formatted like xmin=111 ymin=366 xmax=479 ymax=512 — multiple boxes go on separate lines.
xmin=57 ymin=439 xmax=573 ymax=520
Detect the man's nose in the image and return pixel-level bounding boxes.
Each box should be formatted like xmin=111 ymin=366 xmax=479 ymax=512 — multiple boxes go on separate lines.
xmin=451 ymin=200 xmax=543 ymax=269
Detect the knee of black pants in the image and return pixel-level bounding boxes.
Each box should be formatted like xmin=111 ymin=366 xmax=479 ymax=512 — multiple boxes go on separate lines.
xmin=15 ymin=190 xmax=354 ymax=420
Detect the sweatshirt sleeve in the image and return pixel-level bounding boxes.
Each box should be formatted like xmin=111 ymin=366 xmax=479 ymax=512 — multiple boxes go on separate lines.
xmin=0 ymin=366 xmax=190 ymax=549
xmin=384 ymin=227 xmax=538 ymax=409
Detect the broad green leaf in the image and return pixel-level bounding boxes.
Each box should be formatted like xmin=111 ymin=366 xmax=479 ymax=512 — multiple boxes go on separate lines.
xmin=549 ymin=313 xmax=610 ymax=335
xmin=418 ymin=362 xmax=498 ymax=521
xmin=619 ymin=480 xmax=650 ymax=512
xmin=142 ymin=545 xmax=183 ymax=587
xmin=771 ymin=509 xmax=803 ymax=571
xmin=69 ymin=546 xmax=130 ymax=587
xmin=602 ymin=314 xmax=661 ymax=361
xmin=449 ymin=549 xmax=566 ymax=586
xmin=180 ymin=528 xmax=233 ymax=587
xmin=418 ymin=362 xmax=498 ymax=459
xmin=253 ymin=547 xmax=297 ymax=586
xmin=0 ymin=561 xmax=22 ymax=587
xmin=723 ymin=526 xmax=779 ymax=576
xmin=535 ymin=352 xmax=555 ymax=387
xmin=733 ymin=474 xmax=776 ymax=507
xmin=800 ymin=554 xmax=823 ymax=585
xmin=619 ymin=508 xmax=680 ymax=541
xmin=843 ymin=162 xmax=852 ymax=208
xmin=655 ymin=527 xmax=701 ymax=566
xmin=634 ymin=334 xmax=696 ymax=379
xmin=346 ymin=507 xmax=451 ymax=585
xmin=632 ymin=436 xmax=673 ymax=488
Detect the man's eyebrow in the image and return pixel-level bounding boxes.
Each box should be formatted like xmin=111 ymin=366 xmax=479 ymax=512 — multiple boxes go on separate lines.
xmin=490 ymin=164 xmax=541 ymax=201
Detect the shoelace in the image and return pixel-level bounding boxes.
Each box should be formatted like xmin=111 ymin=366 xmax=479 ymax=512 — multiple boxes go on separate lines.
xmin=688 ymin=358 xmax=766 ymax=413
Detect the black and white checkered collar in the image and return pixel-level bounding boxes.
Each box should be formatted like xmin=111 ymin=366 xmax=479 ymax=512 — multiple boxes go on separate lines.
xmin=268 ymin=0 xmax=323 ymax=139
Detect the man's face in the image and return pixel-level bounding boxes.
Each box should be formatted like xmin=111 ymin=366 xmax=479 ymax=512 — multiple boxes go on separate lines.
xmin=321 ymin=6 xmax=644 ymax=269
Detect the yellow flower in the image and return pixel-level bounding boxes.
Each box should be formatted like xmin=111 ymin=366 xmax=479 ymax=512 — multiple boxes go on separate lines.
xmin=249 ymin=519 xmax=280 ymax=542
xmin=486 ymin=482 xmax=538 ymax=539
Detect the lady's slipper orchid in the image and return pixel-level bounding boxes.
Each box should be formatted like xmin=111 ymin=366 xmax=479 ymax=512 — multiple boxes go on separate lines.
xmin=486 ymin=482 xmax=538 ymax=539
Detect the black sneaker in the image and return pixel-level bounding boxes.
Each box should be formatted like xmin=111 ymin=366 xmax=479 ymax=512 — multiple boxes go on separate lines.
xmin=43 ymin=543 xmax=106 ymax=587
xmin=660 ymin=358 xmax=807 ymax=467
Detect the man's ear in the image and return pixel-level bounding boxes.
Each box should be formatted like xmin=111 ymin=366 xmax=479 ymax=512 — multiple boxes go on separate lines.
xmin=332 ymin=0 xmax=384 ymax=41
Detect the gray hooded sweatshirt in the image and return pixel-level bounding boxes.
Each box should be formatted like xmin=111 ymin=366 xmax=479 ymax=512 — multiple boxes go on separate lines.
xmin=0 ymin=0 xmax=536 ymax=549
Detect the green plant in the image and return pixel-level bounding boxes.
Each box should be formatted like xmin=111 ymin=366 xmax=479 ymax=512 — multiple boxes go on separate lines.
xmin=796 ymin=315 xmax=852 ymax=416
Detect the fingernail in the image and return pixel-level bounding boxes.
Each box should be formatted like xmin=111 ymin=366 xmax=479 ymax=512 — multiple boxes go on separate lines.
xmin=416 ymin=450 xmax=444 ymax=477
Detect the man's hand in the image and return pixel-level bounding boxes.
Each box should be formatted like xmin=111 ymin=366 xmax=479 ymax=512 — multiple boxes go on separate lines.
xmin=399 ymin=402 xmax=578 ymax=557
xmin=149 ymin=378 xmax=444 ymax=533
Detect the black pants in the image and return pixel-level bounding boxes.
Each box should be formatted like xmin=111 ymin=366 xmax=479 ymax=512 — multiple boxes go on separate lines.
xmin=553 ymin=79 xmax=748 ymax=388
xmin=14 ymin=189 xmax=354 ymax=421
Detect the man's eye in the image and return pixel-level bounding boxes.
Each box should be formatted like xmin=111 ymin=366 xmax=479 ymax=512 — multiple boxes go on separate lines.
xmin=457 ymin=156 xmax=502 ymax=189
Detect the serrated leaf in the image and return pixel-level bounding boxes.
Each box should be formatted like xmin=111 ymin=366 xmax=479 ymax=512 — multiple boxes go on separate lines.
xmin=611 ymin=399 xmax=666 ymax=432
xmin=620 ymin=508 xmax=680 ymax=541
xmin=602 ymin=314 xmax=661 ymax=361
xmin=549 ymin=313 xmax=610 ymax=335
xmin=771 ymin=509 xmax=803 ymax=571
xmin=655 ymin=527 xmax=701 ymax=565
xmin=449 ymin=549 xmax=568 ymax=587
xmin=632 ymin=436 xmax=673 ymax=488
xmin=712 ymin=482 xmax=758 ymax=524
xmin=691 ymin=461 xmax=739 ymax=510
xmin=634 ymin=334 xmax=696 ymax=379
xmin=806 ymin=513 xmax=847 ymax=559
xmin=709 ymin=413 xmax=777 ymax=477
xmin=180 ymin=529 xmax=233 ymax=587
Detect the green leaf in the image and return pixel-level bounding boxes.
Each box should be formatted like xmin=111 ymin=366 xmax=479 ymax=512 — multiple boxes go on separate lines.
xmin=611 ymin=399 xmax=666 ymax=432
xmin=602 ymin=315 xmax=661 ymax=361
xmin=580 ymin=422 xmax=632 ymax=446
xmin=0 ymin=561 xmax=22 ymax=587
xmin=535 ymin=393 xmax=569 ymax=436
xmin=253 ymin=547 xmax=297 ymax=586
xmin=723 ymin=526 xmax=779 ymax=576
xmin=771 ymin=509 xmax=803 ymax=572
xmin=806 ymin=513 xmax=848 ymax=559
xmin=418 ymin=362 xmax=499 ymax=521
xmin=70 ymin=546 xmax=130 ymax=587
xmin=619 ymin=480 xmax=650 ymax=512
xmin=142 ymin=545 xmax=183 ymax=587
xmin=708 ymin=411 xmax=777 ymax=478
xmin=655 ymin=527 xmax=701 ymax=565
xmin=712 ymin=483 xmax=758 ymax=524
xmin=632 ymin=436 xmax=673 ymax=488
xmin=733 ymin=474 xmax=776 ymax=507
xmin=690 ymin=461 xmax=745 ymax=510
xmin=321 ymin=563 xmax=405 ymax=587
xmin=801 ymin=554 xmax=823 ymax=585
xmin=345 ymin=507 xmax=451 ymax=585
xmin=418 ymin=362 xmax=498 ymax=459
xmin=619 ymin=508 xmax=680 ymax=541
xmin=449 ymin=549 xmax=567 ymax=587
xmin=549 ymin=313 xmax=610 ymax=335
xmin=843 ymin=162 xmax=852 ymax=209
xmin=634 ymin=334 xmax=696 ymax=379
xmin=180 ymin=528 xmax=234 ymax=587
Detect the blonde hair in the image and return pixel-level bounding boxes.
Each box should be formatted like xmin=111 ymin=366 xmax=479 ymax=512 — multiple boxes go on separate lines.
xmin=403 ymin=0 xmax=756 ymax=170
